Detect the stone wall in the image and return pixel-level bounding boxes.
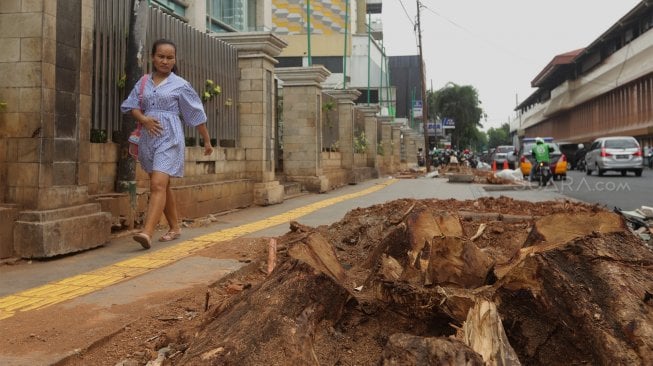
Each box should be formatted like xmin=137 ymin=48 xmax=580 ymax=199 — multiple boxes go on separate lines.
xmin=87 ymin=143 xmax=255 ymax=224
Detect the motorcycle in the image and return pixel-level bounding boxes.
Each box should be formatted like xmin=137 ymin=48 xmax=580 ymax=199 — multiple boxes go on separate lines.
xmin=535 ymin=161 xmax=552 ymax=187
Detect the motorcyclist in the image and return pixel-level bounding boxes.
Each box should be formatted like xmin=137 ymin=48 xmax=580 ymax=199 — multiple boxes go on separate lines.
xmin=529 ymin=137 xmax=554 ymax=182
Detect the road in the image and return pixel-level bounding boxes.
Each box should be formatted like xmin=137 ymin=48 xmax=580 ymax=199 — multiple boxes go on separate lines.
xmin=552 ymin=168 xmax=653 ymax=211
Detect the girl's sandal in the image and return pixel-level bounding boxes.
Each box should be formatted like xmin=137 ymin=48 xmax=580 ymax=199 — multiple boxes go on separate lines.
xmin=159 ymin=230 xmax=181 ymax=242
xmin=133 ymin=232 xmax=152 ymax=249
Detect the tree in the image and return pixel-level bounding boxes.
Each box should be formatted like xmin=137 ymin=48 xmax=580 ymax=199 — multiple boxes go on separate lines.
xmin=486 ymin=123 xmax=511 ymax=148
xmin=428 ymin=83 xmax=486 ymax=150
xmin=116 ymin=0 xmax=148 ymax=195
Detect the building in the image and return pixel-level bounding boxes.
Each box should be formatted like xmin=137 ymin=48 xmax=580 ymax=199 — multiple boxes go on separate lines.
xmin=512 ymin=0 xmax=653 ymax=151
xmin=150 ymin=0 xmax=272 ymax=33
xmin=271 ymin=0 xmax=394 ymax=112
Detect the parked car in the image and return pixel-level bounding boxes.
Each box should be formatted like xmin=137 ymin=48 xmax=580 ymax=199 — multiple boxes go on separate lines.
xmin=517 ymin=137 xmax=567 ymax=180
xmin=585 ymin=136 xmax=643 ymax=176
xmin=491 ymin=145 xmax=517 ymax=169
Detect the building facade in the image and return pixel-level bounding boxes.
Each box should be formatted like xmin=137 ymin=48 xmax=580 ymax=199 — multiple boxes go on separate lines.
xmin=271 ymin=0 xmax=393 ymax=112
xmin=513 ymin=1 xmax=653 ymax=151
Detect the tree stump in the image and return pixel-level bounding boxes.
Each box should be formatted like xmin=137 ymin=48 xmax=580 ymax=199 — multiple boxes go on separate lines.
xmin=179 ymin=232 xmax=352 ymax=365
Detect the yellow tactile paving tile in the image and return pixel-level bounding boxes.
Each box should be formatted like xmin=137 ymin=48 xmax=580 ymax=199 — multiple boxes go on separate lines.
xmin=0 ymin=295 xmax=33 ymax=309
xmin=56 ymin=274 xmax=123 ymax=288
xmin=0 ymin=179 xmax=396 ymax=320
xmin=113 ymin=258 xmax=174 ymax=269
xmin=90 ymin=266 xmax=150 ymax=278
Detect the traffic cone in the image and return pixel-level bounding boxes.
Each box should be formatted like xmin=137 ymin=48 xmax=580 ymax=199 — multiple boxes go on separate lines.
xmin=503 ymin=160 xmax=509 ymax=170
xmin=492 ymin=160 xmax=497 ymax=172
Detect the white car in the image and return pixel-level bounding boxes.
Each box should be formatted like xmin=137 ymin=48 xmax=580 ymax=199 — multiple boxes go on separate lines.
xmin=585 ymin=136 xmax=643 ymax=176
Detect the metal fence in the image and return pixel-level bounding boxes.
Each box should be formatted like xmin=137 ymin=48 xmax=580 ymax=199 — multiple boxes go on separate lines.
xmin=92 ymin=1 xmax=240 ymax=146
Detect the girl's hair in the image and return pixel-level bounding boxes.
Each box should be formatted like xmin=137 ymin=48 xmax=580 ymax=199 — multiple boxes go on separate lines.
xmin=151 ymin=38 xmax=179 ymax=74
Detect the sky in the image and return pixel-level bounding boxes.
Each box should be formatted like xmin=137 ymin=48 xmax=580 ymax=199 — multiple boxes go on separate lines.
xmin=381 ymin=0 xmax=642 ymax=131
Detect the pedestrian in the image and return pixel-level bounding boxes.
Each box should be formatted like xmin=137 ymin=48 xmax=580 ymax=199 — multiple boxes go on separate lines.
xmin=121 ymin=38 xmax=213 ymax=249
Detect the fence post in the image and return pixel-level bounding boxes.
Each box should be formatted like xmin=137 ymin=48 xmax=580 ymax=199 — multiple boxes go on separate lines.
xmin=276 ymin=66 xmax=331 ymax=193
xmin=378 ymin=116 xmax=393 ymax=175
xmin=217 ymin=32 xmax=288 ymax=206
xmin=358 ymin=105 xmax=380 ymax=171
xmin=325 ymin=89 xmax=361 ymax=179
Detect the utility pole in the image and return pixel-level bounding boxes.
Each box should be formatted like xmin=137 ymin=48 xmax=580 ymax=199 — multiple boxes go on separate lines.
xmin=307 ymin=0 xmax=312 ymax=66
xmin=416 ymin=0 xmax=430 ymax=171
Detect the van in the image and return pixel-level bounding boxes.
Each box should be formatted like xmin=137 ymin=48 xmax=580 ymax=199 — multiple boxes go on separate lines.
xmin=585 ymin=136 xmax=643 ymax=176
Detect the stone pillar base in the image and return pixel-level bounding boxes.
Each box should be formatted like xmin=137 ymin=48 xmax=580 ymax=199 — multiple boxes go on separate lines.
xmin=14 ymin=203 xmax=111 ymax=258
xmin=253 ymin=181 xmax=285 ymax=206
xmin=0 ymin=205 xmax=20 ymax=259
xmin=351 ymin=167 xmax=379 ymax=184
xmin=288 ymin=175 xmax=329 ymax=193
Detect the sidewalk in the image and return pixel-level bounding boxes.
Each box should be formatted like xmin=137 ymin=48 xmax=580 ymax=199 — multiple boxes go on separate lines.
xmin=0 ymin=177 xmax=567 ymax=365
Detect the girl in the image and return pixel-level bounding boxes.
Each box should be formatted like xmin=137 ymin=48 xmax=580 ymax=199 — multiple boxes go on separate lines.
xmin=121 ymin=39 xmax=213 ymax=249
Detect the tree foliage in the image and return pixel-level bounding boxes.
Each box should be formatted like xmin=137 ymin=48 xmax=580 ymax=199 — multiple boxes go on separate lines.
xmin=428 ymin=83 xmax=486 ymax=150
xmin=486 ymin=123 xmax=511 ymax=148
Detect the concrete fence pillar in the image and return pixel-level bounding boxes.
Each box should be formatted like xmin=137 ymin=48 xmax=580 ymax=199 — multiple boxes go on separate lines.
xmin=0 ymin=0 xmax=111 ymax=258
xmin=276 ymin=66 xmax=331 ymax=192
xmin=324 ymin=89 xmax=361 ymax=173
xmin=391 ymin=125 xmax=402 ymax=171
xmin=378 ymin=118 xmax=393 ymax=175
xmin=357 ymin=105 xmax=380 ymax=169
xmin=217 ymin=32 xmax=288 ymax=205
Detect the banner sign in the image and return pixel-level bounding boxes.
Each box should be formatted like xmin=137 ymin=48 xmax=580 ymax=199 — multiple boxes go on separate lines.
xmin=442 ymin=118 xmax=455 ymax=129
xmin=412 ymin=100 xmax=423 ymax=118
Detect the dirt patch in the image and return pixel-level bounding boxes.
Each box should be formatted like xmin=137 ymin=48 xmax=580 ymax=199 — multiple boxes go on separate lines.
xmin=51 ymin=197 xmax=653 ymax=365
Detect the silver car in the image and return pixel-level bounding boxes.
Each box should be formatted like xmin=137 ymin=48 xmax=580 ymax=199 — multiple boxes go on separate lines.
xmin=585 ymin=136 xmax=643 ymax=176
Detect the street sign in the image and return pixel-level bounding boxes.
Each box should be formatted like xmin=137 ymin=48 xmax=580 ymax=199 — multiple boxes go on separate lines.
xmin=412 ymin=100 xmax=423 ymax=118
xmin=442 ymin=118 xmax=455 ymax=129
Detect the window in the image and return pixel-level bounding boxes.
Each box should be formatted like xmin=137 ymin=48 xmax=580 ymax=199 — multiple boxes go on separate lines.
xmin=151 ymin=0 xmax=186 ymax=18
xmin=605 ymin=139 xmax=638 ymax=149
xmin=312 ymin=57 xmax=344 ymax=73
xmin=207 ymin=0 xmax=257 ymax=32
xmin=276 ymin=57 xmax=303 ymax=68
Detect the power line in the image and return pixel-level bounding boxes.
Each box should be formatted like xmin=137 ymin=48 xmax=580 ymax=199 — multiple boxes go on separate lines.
xmin=398 ymin=0 xmax=415 ymax=28
xmin=420 ymin=2 xmax=531 ymax=62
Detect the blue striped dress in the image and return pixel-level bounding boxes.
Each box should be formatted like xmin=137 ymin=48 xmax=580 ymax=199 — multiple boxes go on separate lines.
xmin=121 ymin=73 xmax=207 ymax=177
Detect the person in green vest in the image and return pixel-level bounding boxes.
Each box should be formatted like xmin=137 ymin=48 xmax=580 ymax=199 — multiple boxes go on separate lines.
xmin=529 ymin=137 xmax=554 ymax=182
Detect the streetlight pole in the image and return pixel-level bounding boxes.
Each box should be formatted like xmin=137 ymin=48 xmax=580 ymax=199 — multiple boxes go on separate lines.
xmin=342 ymin=0 xmax=349 ymax=89
xmin=416 ymin=0 xmax=430 ymax=171
xmin=307 ymin=0 xmax=312 ymax=66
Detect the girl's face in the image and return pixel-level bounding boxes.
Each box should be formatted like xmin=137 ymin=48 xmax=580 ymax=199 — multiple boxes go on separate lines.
xmin=152 ymin=44 xmax=176 ymax=75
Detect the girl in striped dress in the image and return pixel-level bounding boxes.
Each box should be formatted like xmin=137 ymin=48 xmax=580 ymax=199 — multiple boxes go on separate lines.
xmin=121 ymin=38 xmax=213 ymax=249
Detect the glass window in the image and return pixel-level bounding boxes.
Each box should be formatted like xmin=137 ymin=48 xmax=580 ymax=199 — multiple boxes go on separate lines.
xmin=207 ymin=0 xmax=256 ymax=32
xmin=605 ymin=139 xmax=638 ymax=149
xmin=151 ymin=0 xmax=186 ymax=17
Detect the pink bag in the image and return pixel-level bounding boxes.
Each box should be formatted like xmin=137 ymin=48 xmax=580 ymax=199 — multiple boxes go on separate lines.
xmin=129 ymin=75 xmax=148 ymax=159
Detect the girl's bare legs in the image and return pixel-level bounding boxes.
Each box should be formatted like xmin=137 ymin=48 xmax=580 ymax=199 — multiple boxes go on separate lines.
xmin=162 ymin=184 xmax=180 ymax=233
xmin=140 ymin=171 xmax=170 ymax=238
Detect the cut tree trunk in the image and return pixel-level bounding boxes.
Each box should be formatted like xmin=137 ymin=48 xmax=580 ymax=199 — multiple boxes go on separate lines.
xmin=461 ymin=300 xmax=521 ymax=365
xmin=369 ymin=209 xmax=653 ymax=365
xmin=494 ymin=228 xmax=653 ymax=365
xmin=179 ymin=204 xmax=653 ymax=366
xmin=179 ymin=232 xmax=352 ymax=365
xmin=380 ymin=333 xmax=484 ymax=366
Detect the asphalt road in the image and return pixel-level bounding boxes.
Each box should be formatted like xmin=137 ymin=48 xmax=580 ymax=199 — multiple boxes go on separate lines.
xmin=553 ymin=168 xmax=653 ymax=211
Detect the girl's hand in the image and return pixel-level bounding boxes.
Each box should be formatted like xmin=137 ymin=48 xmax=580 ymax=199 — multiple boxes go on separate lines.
xmin=141 ymin=116 xmax=162 ymax=136
xmin=203 ymin=141 xmax=213 ymax=156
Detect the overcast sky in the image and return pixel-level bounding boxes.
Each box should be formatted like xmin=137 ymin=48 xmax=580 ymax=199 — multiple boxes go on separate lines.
xmin=381 ymin=0 xmax=642 ymax=130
